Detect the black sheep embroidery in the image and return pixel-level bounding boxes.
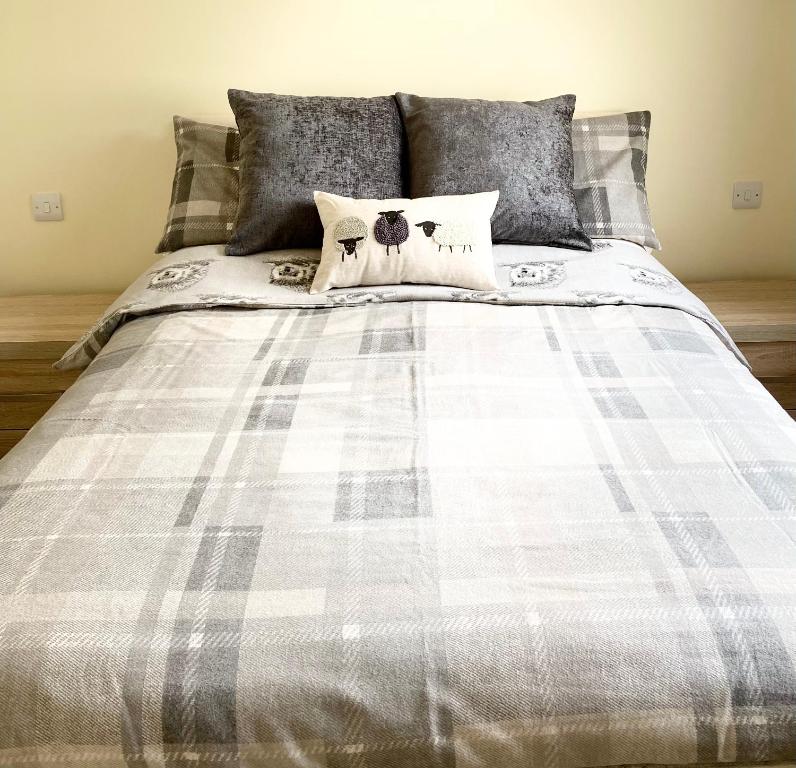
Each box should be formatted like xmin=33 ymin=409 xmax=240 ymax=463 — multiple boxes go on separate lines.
xmin=374 ymin=210 xmax=409 ymax=255
xmin=415 ymin=220 xmax=440 ymax=238
xmin=333 ymin=217 xmax=368 ymax=262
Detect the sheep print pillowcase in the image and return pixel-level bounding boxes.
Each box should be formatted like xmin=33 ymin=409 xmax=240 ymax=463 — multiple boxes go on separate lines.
xmin=311 ymin=190 xmax=499 ymax=293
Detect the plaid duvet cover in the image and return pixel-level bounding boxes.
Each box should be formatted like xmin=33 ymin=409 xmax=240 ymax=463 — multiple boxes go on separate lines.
xmin=1 ymin=249 xmax=795 ymax=767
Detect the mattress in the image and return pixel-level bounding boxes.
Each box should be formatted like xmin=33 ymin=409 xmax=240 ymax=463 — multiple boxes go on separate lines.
xmin=1 ymin=241 xmax=794 ymax=767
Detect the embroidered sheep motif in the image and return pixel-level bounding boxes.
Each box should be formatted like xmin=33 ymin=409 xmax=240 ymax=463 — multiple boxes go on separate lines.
xmin=415 ymin=220 xmax=474 ymax=253
xmin=270 ymin=262 xmax=317 ymax=290
xmin=415 ymin=220 xmax=440 ymax=238
xmin=328 ymin=289 xmax=399 ymax=306
xmin=333 ymin=217 xmax=368 ymax=262
xmin=374 ymin=210 xmax=409 ymax=255
xmin=508 ymin=261 xmax=566 ymax=288
xmin=450 ymin=290 xmax=513 ymax=303
xmin=147 ymin=260 xmax=210 ymax=291
xmin=624 ymin=264 xmax=680 ymax=293
xmin=197 ymin=293 xmax=256 ymax=304
xmin=575 ymin=290 xmax=638 ymax=305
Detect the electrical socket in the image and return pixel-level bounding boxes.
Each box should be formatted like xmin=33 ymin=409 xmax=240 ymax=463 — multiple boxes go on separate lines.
xmin=31 ymin=192 xmax=63 ymax=221
xmin=732 ymin=181 xmax=762 ymax=209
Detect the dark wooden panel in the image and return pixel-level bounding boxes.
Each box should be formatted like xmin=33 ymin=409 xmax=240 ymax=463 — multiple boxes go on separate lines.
xmin=0 ymin=359 xmax=80 ymax=395
xmin=0 ymin=394 xmax=61 ymax=429
xmin=738 ymin=342 xmax=796 ymax=379
xmin=0 ymin=430 xmax=27 ymax=459
xmin=761 ymin=378 xmax=796 ymax=410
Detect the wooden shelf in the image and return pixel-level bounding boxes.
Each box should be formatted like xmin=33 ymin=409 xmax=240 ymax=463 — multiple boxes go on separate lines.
xmin=685 ymin=280 xmax=796 ymax=342
xmin=0 ymin=293 xmax=116 ymax=458
xmin=687 ymin=280 xmax=796 ymax=418
xmin=0 ymin=293 xmax=116 ymax=360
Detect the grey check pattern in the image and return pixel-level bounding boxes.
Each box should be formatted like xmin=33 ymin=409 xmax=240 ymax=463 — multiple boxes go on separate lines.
xmin=155 ymin=110 xmax=663 ymax=255
xmin=156 ymin=116 xmax=240 ymax=253
xmin=2 ymin=296 xmax=795 ymax=767
xmin=572 ymin=111 xmax=661 ymax=250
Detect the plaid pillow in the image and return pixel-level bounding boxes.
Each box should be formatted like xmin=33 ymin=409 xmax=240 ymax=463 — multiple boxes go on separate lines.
xmin=156 ymin=116 xmax=240 ymax=253
xmin=572 ymin=111 xmax=660 ymax=250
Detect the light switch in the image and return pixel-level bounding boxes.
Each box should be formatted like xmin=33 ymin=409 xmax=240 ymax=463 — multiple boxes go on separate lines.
xmin=732 ymin=181 xmax=762 ymax=209
xmin=31 ymin=192 xmax=63 ymax=221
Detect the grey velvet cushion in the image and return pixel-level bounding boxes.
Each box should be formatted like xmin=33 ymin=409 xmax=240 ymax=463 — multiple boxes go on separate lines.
xmin=395 ymin=93 xmax=591 ymax=250
xmin=572 ymin=111 xmax=660 ymax=250
xmin=226 ymin=90 xmax=404 ymax=255
xmin=156 ymin=116 xmax=239 ymax=253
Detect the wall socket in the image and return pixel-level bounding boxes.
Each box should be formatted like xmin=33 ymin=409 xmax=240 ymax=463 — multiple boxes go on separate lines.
xmin=31 ymin=192 xmax=63 ymax=221
xmin=732 ymin=181 xmax=762 ymax=209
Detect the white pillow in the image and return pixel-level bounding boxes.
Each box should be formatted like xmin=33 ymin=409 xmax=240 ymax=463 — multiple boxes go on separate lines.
xmin=310 ymin=190 xmax=499 ymax=293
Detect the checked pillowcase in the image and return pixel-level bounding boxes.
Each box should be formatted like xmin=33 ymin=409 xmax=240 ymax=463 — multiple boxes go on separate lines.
xmin=572 ymin=111 xmax=661 ymax=250
xmin=156 ymin=116 xmax=240 ymax=253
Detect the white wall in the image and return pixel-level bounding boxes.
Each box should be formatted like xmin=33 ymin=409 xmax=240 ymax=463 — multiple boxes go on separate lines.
xmin=1 ymin=0 xmax=794 ymax=295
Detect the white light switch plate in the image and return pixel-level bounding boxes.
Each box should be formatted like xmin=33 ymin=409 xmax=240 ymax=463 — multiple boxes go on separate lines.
xmin=732 ymin=181 xmax=762 ymax=209
xmin=31 ymin=192 xmax=63 ymax=221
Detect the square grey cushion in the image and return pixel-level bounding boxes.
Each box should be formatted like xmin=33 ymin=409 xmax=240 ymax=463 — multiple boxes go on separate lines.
xmin=156 ymin=116 xmax=239 ymax=253
xmin=572 ymin=111 xmax=660 ymax=250
xmin=226 ymin=90 xmax=404 ymax=255
xmin=395 ymin=93 xmax=591 ymax=250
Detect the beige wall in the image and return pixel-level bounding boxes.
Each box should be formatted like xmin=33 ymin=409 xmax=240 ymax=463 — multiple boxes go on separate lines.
xmin=1 ymin=0 xmax=794 ymax=296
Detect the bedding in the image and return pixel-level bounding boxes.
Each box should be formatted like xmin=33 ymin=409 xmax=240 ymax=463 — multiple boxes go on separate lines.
xmin=151 ymin=110 xmax=661 ymax=253
xmin=156 ymin=116 xmax=240 ymax=253
xmin=572 ymin=111 xmax=661 ymax=250
xmin=310 ymin=190 xmax=500 ymax=292
xmin=395 ymin=92 xmax=592 ymax=250
xmin=226 ymin=90 xmax=404 ymax=254
xmin=56 ymin=240 xmax=738 ymax=371
xmin=2 ymin=241 xmax=796 ymax=768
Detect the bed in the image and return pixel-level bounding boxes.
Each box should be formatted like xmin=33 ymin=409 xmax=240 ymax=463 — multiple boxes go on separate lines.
xmin=1 ymin=240 xmax=794 ymax=768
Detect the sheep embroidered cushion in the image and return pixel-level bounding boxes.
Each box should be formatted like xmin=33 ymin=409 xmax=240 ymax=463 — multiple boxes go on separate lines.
xmin=310 ymin=190 xmax=499 ymax=293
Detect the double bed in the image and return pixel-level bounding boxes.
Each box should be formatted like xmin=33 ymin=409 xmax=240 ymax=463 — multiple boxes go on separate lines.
xmin=1 ymin=239 xmax=794 ymax=767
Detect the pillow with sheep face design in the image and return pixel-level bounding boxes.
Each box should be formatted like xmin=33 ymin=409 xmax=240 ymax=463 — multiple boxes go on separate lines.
xmin=310 ymin=190 xmax=499 ymax=293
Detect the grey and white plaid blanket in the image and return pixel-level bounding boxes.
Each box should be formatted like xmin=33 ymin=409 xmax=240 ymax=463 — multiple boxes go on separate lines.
xmin=2 ymin=242 xmax=795 ymax=767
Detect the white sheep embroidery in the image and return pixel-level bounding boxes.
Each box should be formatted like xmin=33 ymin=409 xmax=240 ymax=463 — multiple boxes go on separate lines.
xmin=328 ymin=290 xmax=399 ymax=306
xmin=575 ymin=290 xmax=637 ymax=305
xmin=450 ymin=290 xmax=513 ymax=303
xmin=415 ymin=220 xmax=475 ymax=253
xmin=147 ymin=260 xmax=211 ymax=291
xmin=509 ymin=262 xmax=567 ymax=288
xmin=333 ymin=217 xmax=368 ymax=262
xmin=270 ymin=262 xmax=317 ymax=290
xmin=624 ymin=265 xmax=680 ymax=293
